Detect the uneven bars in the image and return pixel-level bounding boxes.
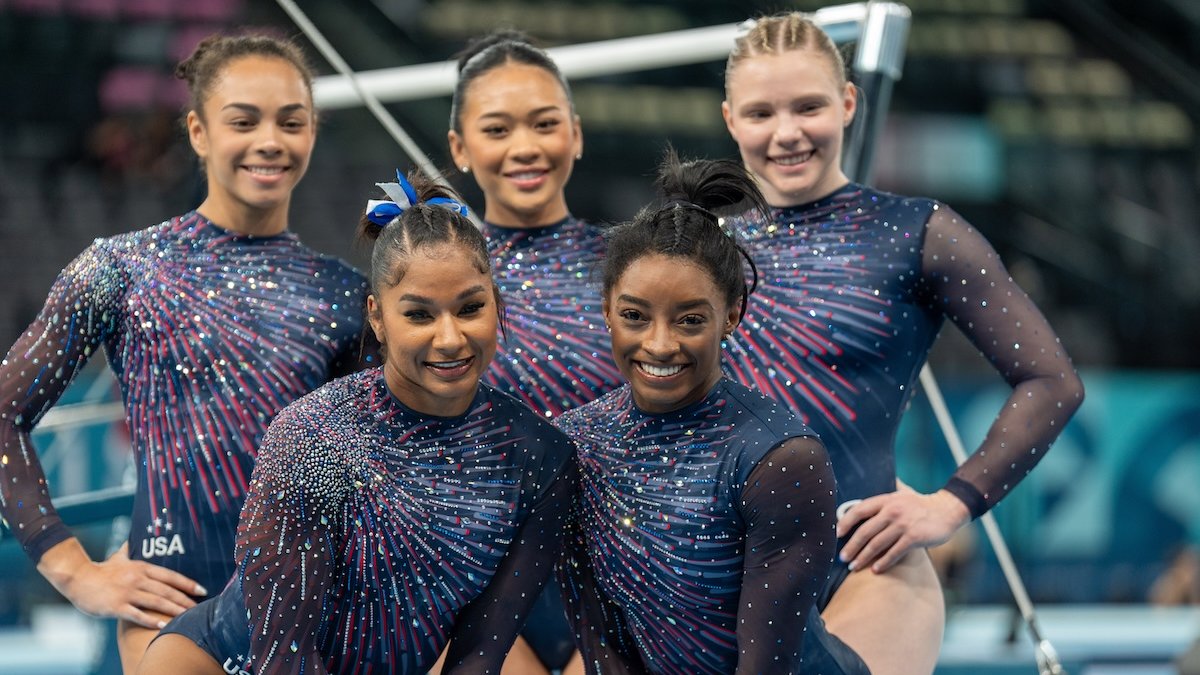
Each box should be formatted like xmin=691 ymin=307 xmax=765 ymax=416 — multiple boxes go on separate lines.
xmin=312 ymin=3 xmax=874 ymax=109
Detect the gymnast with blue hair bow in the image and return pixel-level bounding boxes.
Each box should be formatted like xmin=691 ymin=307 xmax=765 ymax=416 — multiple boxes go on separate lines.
xmin=137 ymin=171 xmax=578 ymax=675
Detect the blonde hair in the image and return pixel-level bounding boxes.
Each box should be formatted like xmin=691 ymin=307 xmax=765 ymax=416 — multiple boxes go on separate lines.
xmin=725 ymin=13 xmax=847 ymax=95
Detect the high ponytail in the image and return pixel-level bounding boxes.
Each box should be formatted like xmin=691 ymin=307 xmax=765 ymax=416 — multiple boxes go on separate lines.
xmin=602 ymin=149 xmax=765 ymax=324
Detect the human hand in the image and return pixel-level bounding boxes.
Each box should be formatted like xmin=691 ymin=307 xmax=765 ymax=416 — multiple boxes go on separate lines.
xmin=39 ymin=541 xmax=206 ymax=629
xmin=836 ymin=489 xmax=970 ymax=574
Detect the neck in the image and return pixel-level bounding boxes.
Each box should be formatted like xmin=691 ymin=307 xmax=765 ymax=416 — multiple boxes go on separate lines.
xmin=196 ymin=199 xmax=289 ymax=237
xmin=484 ymin=199 xmax=569 ymax=230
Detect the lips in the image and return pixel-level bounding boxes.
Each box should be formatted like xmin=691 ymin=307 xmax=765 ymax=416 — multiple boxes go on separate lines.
xmin=770 ymin=150 xmax=814 ymax=167
xmin=424 ymin=357 xmax=475 ymax=379
xmin=242 ymin=165 xmax=288 ymax=185
xmin=636 ymin=362 xmax=686 ymax=378
xmin=504 ymin=169 xmax=549 ymax=190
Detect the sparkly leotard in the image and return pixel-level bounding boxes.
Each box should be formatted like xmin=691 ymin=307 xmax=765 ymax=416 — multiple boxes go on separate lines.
xmin=0 ymin=212 xmax=367 ymax=592
xmin=237 ymin=369 xmax=577 ymax=674
xmin=483 ymin=217 xmax=619 ymax=666
xmin=484 ymin=217 xmax=621 ymax=418
xmin=555 ymin=379 xmax=850 ymax=675
xmin=726 ymin=184 xmax=1082 ymax=519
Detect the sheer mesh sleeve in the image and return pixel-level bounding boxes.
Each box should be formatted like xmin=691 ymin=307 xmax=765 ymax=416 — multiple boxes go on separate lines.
xmin=919 ymin=206 xmax=1085 ymax=517
xmin=735 ymin=437 xmax=837 ymax=674
xmin=236 ymin=407 xmax=348 ymax=675
xmin=557 ymin=510 xmax=647 ymax=675
xmin=0 ymin=243 xmax=124 ymax=561
xmin=443 ymin=456 xmax=579 ymax=673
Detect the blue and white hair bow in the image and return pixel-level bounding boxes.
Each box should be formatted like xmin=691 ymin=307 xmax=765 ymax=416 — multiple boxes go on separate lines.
xmin=365 ymin=170 xmax=470 ymax=226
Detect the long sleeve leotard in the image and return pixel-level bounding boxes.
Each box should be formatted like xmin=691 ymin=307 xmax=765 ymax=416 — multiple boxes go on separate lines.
xmin=554 ymin=379 xmax=841 ymax=675
xmin=236 ymin=369 xmax=577 ymax=674
xmin=484 ymin=217 xmax=622 ymax=417
xmin=0 ymin=212 xmax=367 ymax=591
xmin=725 ymin=184 xmax=1084 ymax=519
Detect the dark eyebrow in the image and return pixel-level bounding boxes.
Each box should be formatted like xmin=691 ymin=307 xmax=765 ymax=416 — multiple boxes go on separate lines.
xmin=399 ymin=285 xmax=487 ymax=304
xmin=616 ymin=295 xmax=712 ymax=311
xmin=220 ymin=103 xmax=308 ymax=115
xmin=478 ymin=104 xmax=563 ymax=120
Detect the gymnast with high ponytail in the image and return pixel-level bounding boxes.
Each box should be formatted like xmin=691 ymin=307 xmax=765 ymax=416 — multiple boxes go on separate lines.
xmin=554 ymin=151 xmax=869 ymax=674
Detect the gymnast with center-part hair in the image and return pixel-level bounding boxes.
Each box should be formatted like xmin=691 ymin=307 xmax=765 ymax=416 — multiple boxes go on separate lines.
xmin=444 ymin=29 xmax=620 ymax=675
xmin=717 ymin=12 xmax=1086 ymax=674
xmin=554 ymin=152 xmax=869 ymax=675
xmin=0 ymin=33 xmax=368 ymax=674
xmin=137 ymin=171 xmax=578 ymax=675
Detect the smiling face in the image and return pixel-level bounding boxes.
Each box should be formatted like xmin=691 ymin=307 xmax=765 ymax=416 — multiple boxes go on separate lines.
xmin=722 ymin=49 xmax=856 ymax=207
xmin=448 ymin=61 xmax=582 ymax=227
xmin=604 ymin=254 xmax=740 ymax=414
xmin=187 ymin=55 xmax=315 ymax=234
xmin=367 ymin=243 xmax=499 ymax=417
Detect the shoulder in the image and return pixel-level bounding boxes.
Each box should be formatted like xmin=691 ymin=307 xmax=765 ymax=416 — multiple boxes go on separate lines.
xmin=720 ymin=380 xmax=815 ymax=442
xmin=481 ymin=383 xmax=574 ymax=447
xmin=555 ymin=385 xmax=631 ymax=432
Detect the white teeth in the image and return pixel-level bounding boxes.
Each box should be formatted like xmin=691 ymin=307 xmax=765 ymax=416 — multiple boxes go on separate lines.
xmin=639 ymin=363 xmax=683 ymax=377
xmin=428 ymin=359 xmax=469 ymax=369
xmin=773 ymin=152 xmax=813 ymax=166
xmin=247 ymin=166 xmax=284 ymax=175
xmin=509 ymin=171 xmax=542 ymax=181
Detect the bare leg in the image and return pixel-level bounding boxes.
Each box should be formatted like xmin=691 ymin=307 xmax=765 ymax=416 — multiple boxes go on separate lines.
xmin=822 ymin=550 xmax=944 ymax=675
xmin=117 ymin=620 xmax=160 ymax=675
xmin=136 ymin=633 xmax=223 ymax=675
xmin=560 ymin=649 xmax=584 ymax=675
xmin=499 ymin=636 xmax=551 ymax=675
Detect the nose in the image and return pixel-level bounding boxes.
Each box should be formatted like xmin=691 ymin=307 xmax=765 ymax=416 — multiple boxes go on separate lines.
xmin=255 ymin=123 xmax=284 ymax=157
xmin=432 ymin=314 xmax=467 ymax=354
xmin=642 ymin=321 xmax=678 ymax=359
xmin=507 ymin=126 xmax=541 ymax=163
xmin=773 ymin=112 xmax=802 ymax=146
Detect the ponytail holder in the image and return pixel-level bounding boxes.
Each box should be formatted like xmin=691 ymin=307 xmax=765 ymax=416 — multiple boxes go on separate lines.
xmin=663 ymin=199 xmax=719 ymax=224
xmin=365 ymin=169 xmax=470 ymax=226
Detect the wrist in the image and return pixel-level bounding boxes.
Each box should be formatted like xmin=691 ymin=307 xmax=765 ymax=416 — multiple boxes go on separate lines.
xmin=35 ymin=538 xmax=91 ymax=593
xmin=935 ymin=489 xmax=972 ymax=527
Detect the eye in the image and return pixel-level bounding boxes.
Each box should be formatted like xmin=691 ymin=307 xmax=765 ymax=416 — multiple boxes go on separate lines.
xmin=534 ymin=118 xmax=561 ymax=132
xmin=281 ymin=117 xmax=307 ymax=130
xmin=403 ymin=309 xmax=432 ymax=322
xmin=679 ymin=314 xmax=707 ymax=326
xmin=743 ymin=109 xmax=771 ymax=121
xmin=229 ymin=118 xmax=256 ymax=130
xmin=459 ymin=301 xmax=486 ymax=316
xmin=618 ymin=309 xmax=645 ymax=322
xmin=797 ymin=102 xmax=825 ymax=114
xmin=482 ymin=125 xmax=508 ymax=137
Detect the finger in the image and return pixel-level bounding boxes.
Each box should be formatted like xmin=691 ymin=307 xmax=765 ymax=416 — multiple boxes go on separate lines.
xmin=121 ymin=605 xmax=169 ymax=630
xmin=133 ymin=588 xmax=193 ymax=617
xmin=851 ymin=526 xmax=902 ymax=571
xmin=835 ymin=497 xmax=879 ymax=537
xmin=840 ymin=512 xmax=889 ymax=563
xmin=143 ymin=563 xmax=208 ymax=597
xmin=871 ymin=537 xmax=913 ymax=574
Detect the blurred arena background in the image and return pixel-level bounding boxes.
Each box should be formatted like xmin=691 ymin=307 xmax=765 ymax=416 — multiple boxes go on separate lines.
xmin=1 ymin=0 xmax=1198 ymax=673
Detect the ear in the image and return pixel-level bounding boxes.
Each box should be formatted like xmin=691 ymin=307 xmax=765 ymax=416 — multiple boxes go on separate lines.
xmin=724 ymin=298 xmax=742 ymax=337
xmin=721 ymin=100 xmax=738 ymax=142
xmin=571 ymin=113 xmax=584 ymax=159
xmin=601 ymin=295 xmax=612 ymax=331
xmin=187 ymin=110 xmax=208 ymax=159
xmin=447 ymin=129 xmax=468 ymax=172
xmin=366 ymin=294 xmax=385 ymax=344
xmin=842 ymin=82 xmax=858 ymax=127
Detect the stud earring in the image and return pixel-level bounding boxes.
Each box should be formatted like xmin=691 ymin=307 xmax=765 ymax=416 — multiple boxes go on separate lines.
xmin=460 ymin=165 xmax=470 ymax=174
xmin=575 ymin=153 xmax=583 ymax=160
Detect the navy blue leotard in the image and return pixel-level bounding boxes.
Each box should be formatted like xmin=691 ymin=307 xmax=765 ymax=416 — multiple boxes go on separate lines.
xmin=0 ymin=212 xmax=367 ymax=592
xmin=554 ymin=379 xmax=863 ymax=675
xmin=483 ymin=217 xmax=621 ymax=418
xmin=236 ymin=369 xmax=577 ymax=674
xmin=725 ymin=184 xmax=1083 ymax=518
